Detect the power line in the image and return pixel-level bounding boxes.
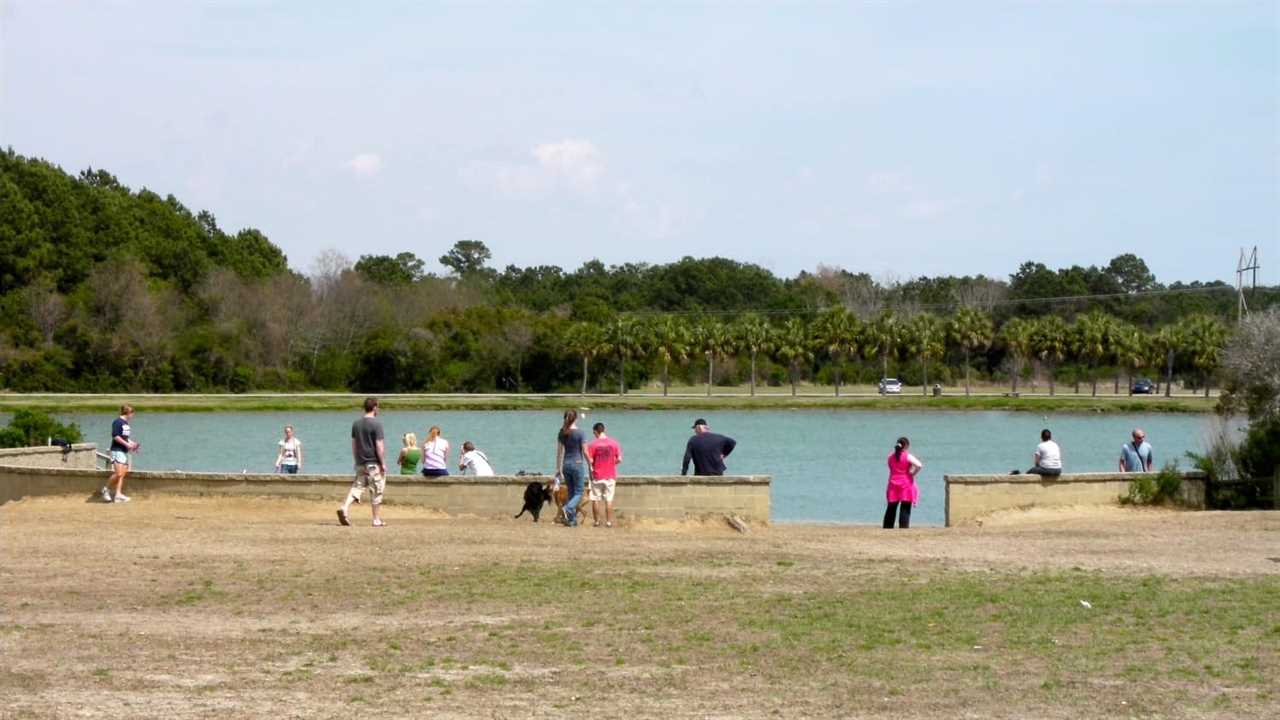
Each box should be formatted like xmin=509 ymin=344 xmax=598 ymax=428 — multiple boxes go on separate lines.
xmin=1237 ymin=246 xmax=1260 ymax=322
xmin=625 ymin=284 xmax=1236 ymax=318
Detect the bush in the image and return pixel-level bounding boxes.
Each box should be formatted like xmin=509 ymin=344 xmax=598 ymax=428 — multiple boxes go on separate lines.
xmin=1156 ymin=464 xmax=1183 ymax=501
xmin=1121 ymin=462 xmax=1183 ymax=506
xmin=1237 ymin=416 xmax=1280 ymax=480
xmin=0 ymin=409 xmax=84 ymax=449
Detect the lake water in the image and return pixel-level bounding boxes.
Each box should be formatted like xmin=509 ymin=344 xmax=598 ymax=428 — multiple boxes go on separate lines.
xmin=45 ymin=410 xmax=1218 ymax=526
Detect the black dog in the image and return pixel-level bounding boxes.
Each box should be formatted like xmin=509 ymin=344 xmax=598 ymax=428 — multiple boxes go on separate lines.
xmin=513 ymin=481 xmax=552 ymax=522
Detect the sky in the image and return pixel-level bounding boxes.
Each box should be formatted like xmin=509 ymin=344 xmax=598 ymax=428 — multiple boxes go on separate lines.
xmin=1 ymin=1 xmax=1276 ymax=285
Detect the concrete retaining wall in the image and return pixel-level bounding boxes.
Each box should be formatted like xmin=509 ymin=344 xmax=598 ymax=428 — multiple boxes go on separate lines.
xmin=0 ymin=444 xmax=98 ymax=469
xmin=0 ymin=445 xmax=770 ymax=522
xmin=0 ymin=444 xmax=98 ymax=504
xmin=944 ymin=471 xmax=1207 ymax=527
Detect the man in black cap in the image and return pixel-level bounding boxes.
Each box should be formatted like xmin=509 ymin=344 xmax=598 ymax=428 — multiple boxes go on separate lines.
xmin=681 ymin=418 xmax=737 ymax=476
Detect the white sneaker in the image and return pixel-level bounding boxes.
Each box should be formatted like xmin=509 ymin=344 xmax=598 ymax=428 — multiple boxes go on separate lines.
xmin=100 ymin=487 xmax=113 ymax=503
xmin=113 ymin=494 xmax=131 ymax=503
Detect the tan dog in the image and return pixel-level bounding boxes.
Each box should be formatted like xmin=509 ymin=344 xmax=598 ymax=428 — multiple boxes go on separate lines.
xmin=550 ymin=480 xmax=590 ymax=525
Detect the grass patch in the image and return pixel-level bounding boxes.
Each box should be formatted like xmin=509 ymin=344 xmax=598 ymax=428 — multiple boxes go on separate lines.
xmin=2 ymin=497 xmax=1272 ymax=717
xmin=464 ymin=673 xmax=509 ymax=689
xmin=0 ymin=391 xmax=1215 ymax=414
xmin=166 ymin=579 xmax=227 ymax=606
xmin=354 ymin=562 xmax=1278 ymax=698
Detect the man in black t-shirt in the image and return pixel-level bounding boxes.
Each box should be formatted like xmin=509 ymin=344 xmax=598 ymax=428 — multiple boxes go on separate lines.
xmin=681 ymin=418 xmax=737 ymax=476
xmin=338 ymin=397 xmax=387 ymax=527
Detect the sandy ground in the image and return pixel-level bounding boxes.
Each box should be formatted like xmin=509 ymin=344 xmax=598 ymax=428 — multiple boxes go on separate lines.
xmin=1 ymin=495 xmax=1277 ymax=719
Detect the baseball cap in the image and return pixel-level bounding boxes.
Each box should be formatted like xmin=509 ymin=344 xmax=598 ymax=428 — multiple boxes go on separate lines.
xmin=691 ymin=418 xmax=707 ymax=428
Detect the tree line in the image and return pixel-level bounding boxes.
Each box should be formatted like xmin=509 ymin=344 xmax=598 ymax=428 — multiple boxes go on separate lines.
xmin=0 ymin=148 xmax=1273 ymax=395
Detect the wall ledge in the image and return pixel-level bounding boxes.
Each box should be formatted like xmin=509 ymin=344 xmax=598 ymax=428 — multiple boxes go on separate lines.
xmin=945 ymin=470 xmax=1207 ymax=486
xmin=0 ymin=446 xmax=771 ymax=522
xmin=0 ymin=443 xmax=96 ymax=458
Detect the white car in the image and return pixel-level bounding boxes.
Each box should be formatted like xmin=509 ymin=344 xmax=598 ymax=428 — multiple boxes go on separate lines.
xmin=878 ymin=378 xmax=902 ymax=395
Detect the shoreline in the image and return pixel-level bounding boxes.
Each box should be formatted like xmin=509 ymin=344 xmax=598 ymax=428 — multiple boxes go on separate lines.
xmin=0 ymin=391 xmax=1217 ymax=413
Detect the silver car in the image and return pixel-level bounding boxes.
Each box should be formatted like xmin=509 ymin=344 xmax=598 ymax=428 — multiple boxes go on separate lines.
xmin=878 ymin=378 xmax=902 ymax=395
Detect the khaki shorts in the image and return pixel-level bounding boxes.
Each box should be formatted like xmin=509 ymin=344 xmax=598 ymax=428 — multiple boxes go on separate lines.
xmin=588 ymin=478 xmax=615 ymax=503
xmin=352 ymin=464 xmax=386 ymax=505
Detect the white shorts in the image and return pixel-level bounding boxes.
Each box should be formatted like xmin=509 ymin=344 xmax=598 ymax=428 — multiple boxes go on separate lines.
xmin=110 ymin=450 xmax=129 ymax=465
xmin=588 ymin=479 xmax=615 ymax=503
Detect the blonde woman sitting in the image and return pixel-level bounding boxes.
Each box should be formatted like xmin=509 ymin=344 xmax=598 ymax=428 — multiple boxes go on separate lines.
xmin=397 ymin=432 xmax=422 ymax=476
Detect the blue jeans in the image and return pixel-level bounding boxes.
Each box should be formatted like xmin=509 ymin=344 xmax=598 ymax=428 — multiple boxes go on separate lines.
xmin=562 ymin=462 xmax=584 ymax=526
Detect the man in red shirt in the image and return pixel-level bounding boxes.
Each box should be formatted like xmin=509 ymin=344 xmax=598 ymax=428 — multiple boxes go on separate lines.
xmin=587 ymin=422 xmax=622 ymax=528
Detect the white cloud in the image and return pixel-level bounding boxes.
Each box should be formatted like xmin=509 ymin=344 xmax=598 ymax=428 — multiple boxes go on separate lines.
xmin=532 ymin=139 xmax=603 ymax=190
xmin=901 ymin=200 xmax=945 ymax=220
xmin=347 ymin=152 xmax=383 ymax=178
xmin=466 ymin=138 xmax=605 ymax=196
xmin=865 ymin=170 xmax=916 ymax=195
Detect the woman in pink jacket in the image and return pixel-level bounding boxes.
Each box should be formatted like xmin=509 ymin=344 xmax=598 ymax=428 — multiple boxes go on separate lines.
xmin=884 ymin=436 xmax=922 ymax=529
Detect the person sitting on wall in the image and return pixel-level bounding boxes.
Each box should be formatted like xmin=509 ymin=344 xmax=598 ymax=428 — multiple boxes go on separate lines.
xmin=1026 ymin=428 xmax=1063 ymax=477
xmin=458 ymin=441 xmax=495 ymax=476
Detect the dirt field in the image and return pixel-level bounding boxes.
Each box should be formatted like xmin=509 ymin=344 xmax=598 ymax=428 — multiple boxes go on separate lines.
xmin=1 ymin=496 xmax=1276 ymax=719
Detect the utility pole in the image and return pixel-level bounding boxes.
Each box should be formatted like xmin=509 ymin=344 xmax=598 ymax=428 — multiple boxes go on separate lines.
xmin=1236 ymin=246 xmax=1259 ymax=322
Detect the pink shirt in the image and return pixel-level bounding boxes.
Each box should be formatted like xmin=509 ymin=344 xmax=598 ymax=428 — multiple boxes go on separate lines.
xmin=588 ymin=437 xmax=622 ymax=480
xmin=886 ymin=451 xmax=922 ymax=505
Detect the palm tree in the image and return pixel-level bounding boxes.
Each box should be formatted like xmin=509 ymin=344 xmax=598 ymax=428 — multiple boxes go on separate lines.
xmin=1152 ymin=324 xmax=1183 ymax=397
xmin=1030 ymin=315 xmax=1069 ymax=396
xmin=863 ymin=311 xmax=903 ymax=382
xmin=773 ymin=317 xmax=813 ymax=396
xmin=1179 ymin=314 xmax=1230 ymax=398
xmin=563 ymin=322 xmax=607 ymax=395
xmin=648 ymin=316 xmax=691 ymax=397
xmin=1111 ymin=321 xmax=1145 ymax=396
xmin=905 ymin=313 xmax=945 ymax=396
xmin=948 ymin=307 xmax=993 ymax=397
xmin=733 ymin=313 xmax=774 ymax=397
xmin=1072 ymin=312 xmax=1112 ymax=397
xmin=693 ymin=318 xmax=734 ymax=397
xmin=998 ymin=317 xmax=1035 ymax=395
xmin=1105 ymin=318 xmax=1133 ymax=395
xmin=812 ymin=307 xmax=860 ymax=396
xmin=603 ymin=314 xmax=647 ymax=395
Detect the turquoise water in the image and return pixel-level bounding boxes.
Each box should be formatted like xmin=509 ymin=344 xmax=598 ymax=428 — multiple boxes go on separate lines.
xmin=50 ymin=410 xmax=1214 ymax=526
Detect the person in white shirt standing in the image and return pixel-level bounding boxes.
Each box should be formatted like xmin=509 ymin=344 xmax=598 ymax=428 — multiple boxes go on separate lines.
xmin=458 ymin=441 xmax=495 ymax=476
xmin=1027 ymin=428 xmax=1063 ymax=477
xmin=274 ymin=425 xmax=303 ymax=474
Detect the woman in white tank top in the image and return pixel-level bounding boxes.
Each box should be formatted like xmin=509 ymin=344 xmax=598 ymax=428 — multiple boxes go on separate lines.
xmin=421 ymin=425 xmax=450 ymax=476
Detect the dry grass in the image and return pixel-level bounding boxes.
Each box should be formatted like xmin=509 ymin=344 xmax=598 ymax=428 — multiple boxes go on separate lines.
xmin=1 ymin=496 xmax=1277 ymax=719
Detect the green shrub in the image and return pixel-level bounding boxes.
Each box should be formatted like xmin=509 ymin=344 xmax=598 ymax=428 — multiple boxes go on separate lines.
xmin=1122 ymin=462 xmax=1183 ymax=506
xmin=1122 ymin=474 xmax=1158 ymax=505
xmin=1237 ymin=416 xmax=1280 ymax=480
xmin=0 ymin=409 xmax=84 ymax=449
xmin=1155 ymin=464 xmax=1183 ymax=501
